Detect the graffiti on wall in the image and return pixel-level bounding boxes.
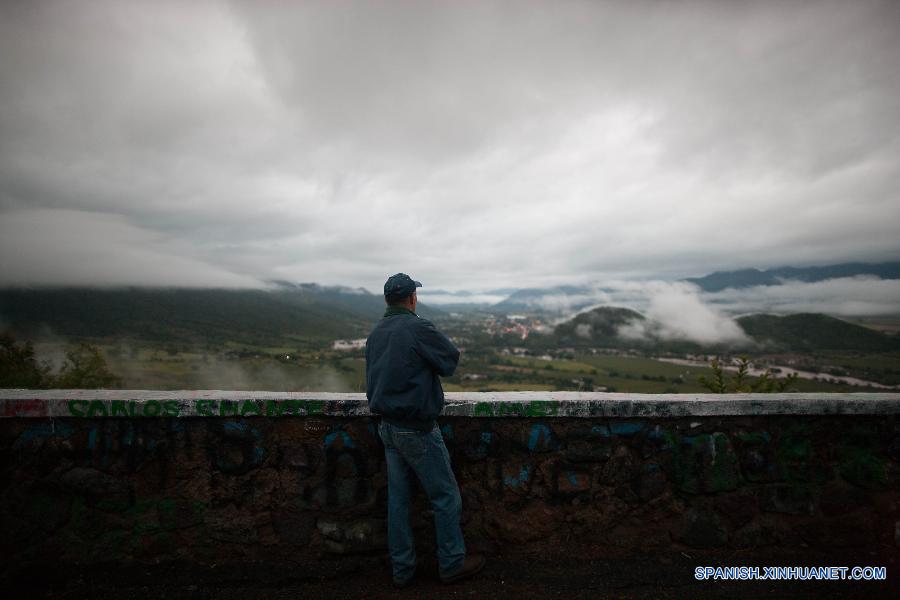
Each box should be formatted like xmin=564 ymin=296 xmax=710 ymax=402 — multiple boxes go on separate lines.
xmin=1 ymin=414 xmax=899 ymax=568
xmin=64 ymin=399 xmax=334 ymax=418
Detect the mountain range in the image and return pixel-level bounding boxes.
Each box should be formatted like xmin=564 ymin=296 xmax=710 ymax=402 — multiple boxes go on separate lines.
xmin=0 ymin=284 xmax=444 ymax=347
xmin=490 ymin=261 xmax=900 ymax=313
xmin=2 ymin=261 xmax=898 ymax=351
xmin=683 ymin=262 xmax=900 ymax=292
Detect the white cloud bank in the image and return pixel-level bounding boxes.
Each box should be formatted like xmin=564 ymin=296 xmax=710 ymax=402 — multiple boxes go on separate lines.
xmin=416 ymin=293 xmax=510 ymax=305
xmin=0 ymin=209 xmax=264 ymax=288
xmin=704 ymin=276 xmax=900 ymax=317
xmin=615 ymin=282 xmax=751 ymax=345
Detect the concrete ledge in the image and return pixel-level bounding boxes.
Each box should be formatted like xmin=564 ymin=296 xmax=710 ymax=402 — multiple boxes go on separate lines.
xmin=2 ymin=390 xmax=900 ymax=418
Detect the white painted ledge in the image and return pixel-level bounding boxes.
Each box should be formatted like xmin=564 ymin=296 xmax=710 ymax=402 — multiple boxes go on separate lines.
xmin=1 ymin=390 xmax=900 ymax=418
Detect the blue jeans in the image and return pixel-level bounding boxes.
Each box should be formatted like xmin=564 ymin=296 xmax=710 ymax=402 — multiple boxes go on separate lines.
xmin=378 ymin=421 xmax=465 ymax=582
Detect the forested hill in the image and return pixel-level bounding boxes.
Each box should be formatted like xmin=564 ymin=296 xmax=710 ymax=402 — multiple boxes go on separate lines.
xmin=685 ymin=262 xmax=900 ymax=292
xmin=551 ymin=306 xmax=900 ymax=353
xmin=554 ymin=306 xmax=645 ymax=343
xmin=0 ymin=286 xmax=444 ymax=346
xmin=736 ymin=313 xmax=900 ymax=352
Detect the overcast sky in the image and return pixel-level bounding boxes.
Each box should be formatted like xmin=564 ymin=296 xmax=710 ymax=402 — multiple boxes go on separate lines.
xmin=1 ymin=0 xmax=898 ymax=293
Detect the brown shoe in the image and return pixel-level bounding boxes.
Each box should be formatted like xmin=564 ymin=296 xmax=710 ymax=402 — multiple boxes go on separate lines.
xmin=440 ymin=555 xmax=486 ymax=584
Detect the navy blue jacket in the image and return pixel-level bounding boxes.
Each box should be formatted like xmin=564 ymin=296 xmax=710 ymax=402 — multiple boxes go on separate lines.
xmin=365 ymin=307 xmax=460 ymax=431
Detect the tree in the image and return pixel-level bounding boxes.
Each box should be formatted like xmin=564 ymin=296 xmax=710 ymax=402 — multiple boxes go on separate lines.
xmin=53 ymin=342 xmax=121 ymax=388
xmin=0 ymin=334 xmax=120 ymax=389
xmin=698 ymin=356 xmax=797 ymax=393
xmin=0 ymin=333 xmax=51 ymax=388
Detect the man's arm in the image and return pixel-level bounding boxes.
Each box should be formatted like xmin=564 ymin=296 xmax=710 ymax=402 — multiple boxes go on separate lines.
xmin=364 ymin=338 xmax=371 ymax=399
xmin=414 ymin=319 xmax=460 ymax=377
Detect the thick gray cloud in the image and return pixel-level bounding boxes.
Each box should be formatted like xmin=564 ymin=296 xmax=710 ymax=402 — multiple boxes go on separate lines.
xmin=1 ymin=0 xmax=898 ymax=291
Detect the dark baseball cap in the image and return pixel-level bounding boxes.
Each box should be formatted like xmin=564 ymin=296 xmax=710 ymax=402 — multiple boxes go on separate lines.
xmin=384 ymin=273 xmax=422 ymax=300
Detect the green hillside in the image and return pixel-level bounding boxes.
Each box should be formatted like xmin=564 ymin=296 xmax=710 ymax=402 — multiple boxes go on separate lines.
xmin=0 ymin=285 xmax=445 ymax=348
xmin=0 ymin=288 xmax=365 ymax=346
xmin=737 ymin=313 xmax=900 ymax=352
xmin=554 ymin=306 xmax=645 ymax=345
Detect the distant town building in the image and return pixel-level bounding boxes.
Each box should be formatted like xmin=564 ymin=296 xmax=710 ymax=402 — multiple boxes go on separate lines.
xmin=332 ymin=339 xmax=367 ymax=351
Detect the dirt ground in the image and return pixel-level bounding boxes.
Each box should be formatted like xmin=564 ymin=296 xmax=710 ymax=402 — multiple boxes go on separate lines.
xmin=6 ymin=548 xmax=899 ymax=600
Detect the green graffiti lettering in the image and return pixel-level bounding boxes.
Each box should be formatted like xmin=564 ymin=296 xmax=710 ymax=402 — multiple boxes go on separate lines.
xmin=219 ymin=400 xmax=238 ymax=417
xmin=525 ymin=401 xmax=558 ymax=417
xmin=87 ymin=400 xmax=109 ymax=417
xmin=473 ymin=402 xmax=494 ymax=417
xmin=67 ymin=400 xmax=88 ymax=417
xmin=265 ymin=400 xmax=278 ymax=416
xmin=240 ymin=399 xmax=262 ymax=416
xmin=498 ymin=402 xmax=525 ymax=416
xmin=673 ymin=432 xmax=740 ymax=493
xmin=111 ymin=400 xmax=129 ymax=417
xmin=303 ymin=400 xmax=326 ymax=415
xmin=163 ymin=400 xmax=180 ymax=417
xmin=197 ymin=400 xmax=215 ymax=416
xmin=143 ymin=400 xmax=161 ymax=417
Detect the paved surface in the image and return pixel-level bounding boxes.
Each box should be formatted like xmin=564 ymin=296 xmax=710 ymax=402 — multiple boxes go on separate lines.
xmin=7 ymin=550 xmax=898 ymax=600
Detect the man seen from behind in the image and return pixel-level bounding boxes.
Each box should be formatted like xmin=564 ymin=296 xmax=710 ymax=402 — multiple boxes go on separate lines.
xmin=365 ymin=273 xmax=485 ymax=588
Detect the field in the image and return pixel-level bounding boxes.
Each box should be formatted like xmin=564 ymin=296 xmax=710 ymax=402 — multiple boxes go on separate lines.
xmin=443 ymin=352 xmax=867 ymax=394
xmin=32 ymin=340 xmax=365 ymax=392
xmin=27 ymin=334 xmax=889 ymax=394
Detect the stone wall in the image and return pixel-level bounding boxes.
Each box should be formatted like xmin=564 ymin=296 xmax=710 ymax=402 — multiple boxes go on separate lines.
xmin=2 ymin=392 xmax=899 ymax=579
